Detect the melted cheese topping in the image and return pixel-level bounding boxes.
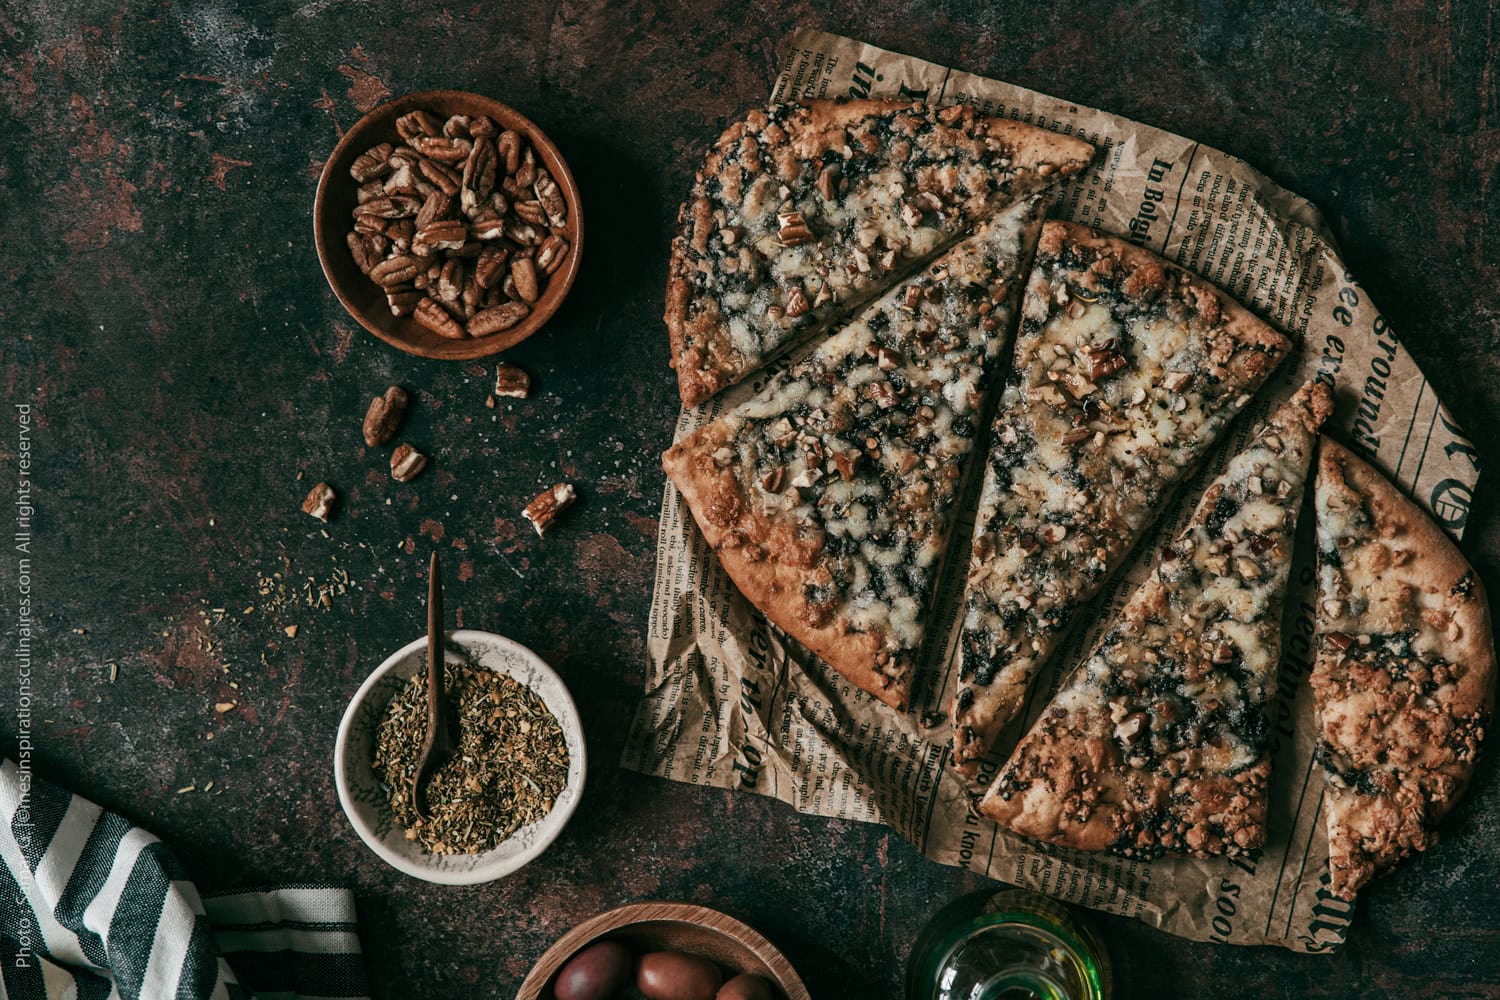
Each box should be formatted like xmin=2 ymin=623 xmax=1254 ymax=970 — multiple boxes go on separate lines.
xmin=677 ymin=103 xmax=1076 ymax=394
xmin=988 ymin=385 xmax=1325 ymax=858
xmin=953 ymin=229 xmax=1285 ymax=762
xmin=1310 ymin=445 xmax=1490 ymax=897
xmin=708 ymin=197 xmax=1045 ymax=691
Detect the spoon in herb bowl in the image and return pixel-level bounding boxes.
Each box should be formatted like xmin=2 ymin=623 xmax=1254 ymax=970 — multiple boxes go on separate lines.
xmin=411 ymin=551 xmax=456 ymax=820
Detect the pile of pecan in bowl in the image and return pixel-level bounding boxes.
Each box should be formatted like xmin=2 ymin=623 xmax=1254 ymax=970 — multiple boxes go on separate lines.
xmin=345 ymin=110 xmax=571 ymax=338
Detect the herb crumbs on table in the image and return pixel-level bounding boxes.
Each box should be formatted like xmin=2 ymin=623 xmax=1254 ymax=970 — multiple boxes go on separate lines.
xmin=371 ymin=657 xmax=569 ymax=855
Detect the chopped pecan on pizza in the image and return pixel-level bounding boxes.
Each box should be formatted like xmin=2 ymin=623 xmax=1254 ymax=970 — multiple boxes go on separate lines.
xmin=665 ymin=100 xmax=1094 ymax=407
xmin=663 ymin=196 xmax=1050 ymax=708
xmin=951 ymin=221 xmax=1293 ymax=776
xmin=980 ymin=380 xmax=1331 ymax=857
xmin=1311 ymin=439 xmax=1496 ymax=898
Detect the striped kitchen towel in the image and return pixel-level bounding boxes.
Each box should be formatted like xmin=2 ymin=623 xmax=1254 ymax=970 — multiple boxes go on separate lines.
xmin=0 ymin=759 xmax=370 ymax=1000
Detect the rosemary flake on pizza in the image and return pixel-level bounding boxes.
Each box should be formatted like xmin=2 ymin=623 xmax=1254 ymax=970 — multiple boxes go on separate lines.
xmin=980 ymin=380 xmax=1331 ymax=857
xmin=1312 ymin=438 xmax=1496 ymax=899
xmin=666 ymin=99 xmax=1094 ymax=407
xmin=663 ymin=195 xmax=1050 ymax=708
xmin=951 ymin=221 xmax=1293 ymax=776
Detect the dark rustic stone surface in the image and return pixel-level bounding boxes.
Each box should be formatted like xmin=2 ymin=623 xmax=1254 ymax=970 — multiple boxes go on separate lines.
xmin=1 ymin=2 xmax=1497 ymax=997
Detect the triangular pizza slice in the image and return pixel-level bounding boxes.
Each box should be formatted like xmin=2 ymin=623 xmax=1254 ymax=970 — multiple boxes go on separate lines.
xmin=980 ymin=380 xmax=1331 ymax=857
xmin=666 ymin=100 xmax=1094 ymax=407
xmin=1311 ymin=439 xmax=1495 ymax=898
xmin=663 ymin=195 xmax=1049 ymax=709
xmin=952 ymin=221 xmax=1292 ymax=775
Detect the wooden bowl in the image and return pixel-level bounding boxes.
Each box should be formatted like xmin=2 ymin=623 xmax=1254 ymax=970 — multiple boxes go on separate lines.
xmin=313 ymin=89 xmax=583 ymax=360
xmin=517 ymin=902 xmax=811 ymax=1000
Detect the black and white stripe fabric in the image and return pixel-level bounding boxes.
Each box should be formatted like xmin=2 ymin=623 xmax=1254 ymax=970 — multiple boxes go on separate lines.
xmin=1 ymin=760 xmax=369 ymax=1000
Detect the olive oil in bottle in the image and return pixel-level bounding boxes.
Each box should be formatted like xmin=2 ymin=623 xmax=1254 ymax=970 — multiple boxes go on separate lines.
xmin=906 ymin=889 xmax=1112 ymax=1000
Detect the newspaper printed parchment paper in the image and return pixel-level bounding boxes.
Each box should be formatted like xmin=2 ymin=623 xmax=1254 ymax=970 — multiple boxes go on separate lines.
xmin=622 ymin=29 xmax=1482 ymax=952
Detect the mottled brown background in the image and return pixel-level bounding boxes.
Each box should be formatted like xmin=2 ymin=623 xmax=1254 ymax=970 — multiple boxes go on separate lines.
xmin=1 ymin=1 xmax=1497 ymax=997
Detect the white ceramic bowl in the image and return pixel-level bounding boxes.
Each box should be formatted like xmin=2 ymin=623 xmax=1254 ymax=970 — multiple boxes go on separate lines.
xmin=333 ymin=629 xmax=586 ymax=884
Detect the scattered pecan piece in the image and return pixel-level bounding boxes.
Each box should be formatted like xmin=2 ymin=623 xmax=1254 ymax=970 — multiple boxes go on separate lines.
xmin=390 ymin=443 xmax=427 ymax=482
xmin=302 ymin=483 xmax=336 ymax=522
xmin=494 ymin=362 xmax=531 ymax=399
xmin=523 ymin=483 xmax=576 ymax=535
xmin=362 ymin=385 xmax=409 ymax=446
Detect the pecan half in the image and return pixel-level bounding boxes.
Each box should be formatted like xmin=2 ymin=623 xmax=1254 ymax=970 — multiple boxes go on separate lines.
xmin=462 ymin=137 xmax=497 ymax=200
xmin=414 ymin=298 xmax=465 ymax=338
xmin=390 ymin=443 xmax=427 ymax=482
xmin=522 ymin=482 xmax=576 ymax=535
xmin=514 ymin=147 xmax=538 ymax=187
xmin=413 ymin=220 xmax=467 ymax=256
xmin=362 ymin=385 xmax=409 ymax=446
xmin=417 ymin=157 xmax=461 ymax=196
xmin=346 ymin=231 xmax=382 ymax=274
xmin=468 ymin=217 xmax=508 ymax=241
xmin=535 ymin=234 xmax=569 ymax=275
xmin=386 ymin=288 xmax=423 ymax=316
xmin=350 ymin=142 xmax=393 ymax=182
xmin=395 ymin=110 xmax=443 ymax=141
xmin=437 ymin=259 xmax=464 ymax=303
xmin=533 ymin=172 xmax=567 ymax=228
xmin=513 ymin=200 xmax=547 ymax=226
xmin=1082 ymin=344 xmax=1128 ymax=382
xmin=469 ymin=301 xmax=530 ymax=336
xmin=357 ymin=194 xmax=422 ymax=219
xmin=474 ymin=245 xmax=511 ymax=288
xmin=415 ymin=189 xmax=454 ymax=231
xmin=511 ymin=256 xmax=540 ymax=303
xmin=410 ymin=135 xmax=469 ymax=162
xmin=302 ymin=483 xmax=336 ymax=522
xmin=497 ymin=130 xmax=523 ymax=174
xmin=370 ymin=254 xmax=424 ymax=287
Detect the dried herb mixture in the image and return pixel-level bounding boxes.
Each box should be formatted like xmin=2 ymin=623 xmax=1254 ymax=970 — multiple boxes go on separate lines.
xmin=372 ymin=656 xmax=569 ymax=854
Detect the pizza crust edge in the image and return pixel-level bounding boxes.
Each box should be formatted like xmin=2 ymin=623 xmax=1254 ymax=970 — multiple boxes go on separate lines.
xmin=663 ymin=426 xmax=903 ymax=709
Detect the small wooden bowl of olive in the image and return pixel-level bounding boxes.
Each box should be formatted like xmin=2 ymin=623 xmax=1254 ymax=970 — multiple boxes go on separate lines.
xmin=517 ymin=903 xmax=809 ymax=1000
